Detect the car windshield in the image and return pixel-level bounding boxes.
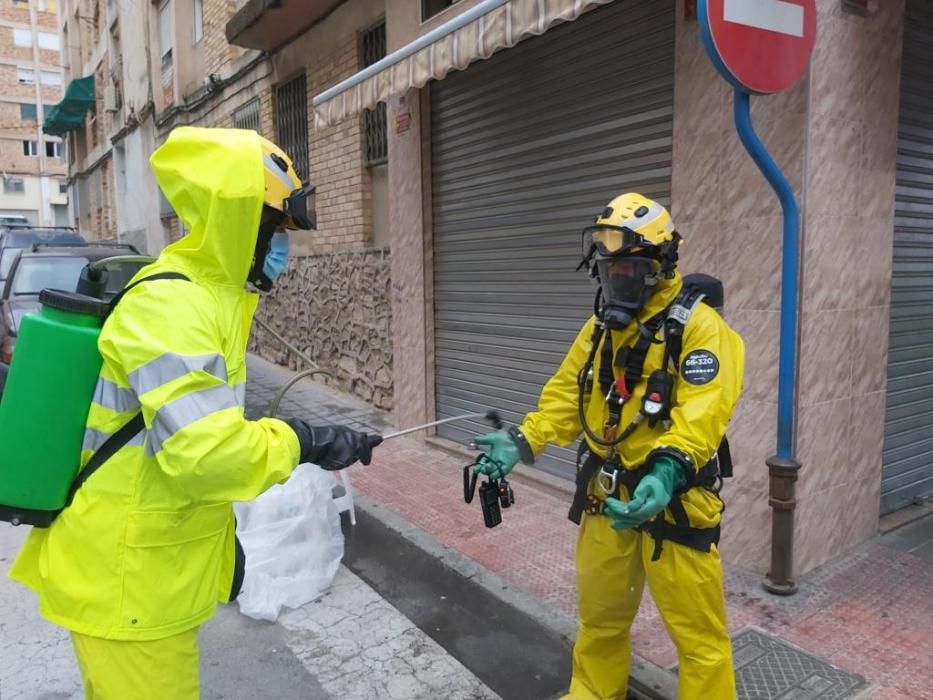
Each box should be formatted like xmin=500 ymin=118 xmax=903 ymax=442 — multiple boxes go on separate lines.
xmin=11 ymin=257 xmax=90 ymax=296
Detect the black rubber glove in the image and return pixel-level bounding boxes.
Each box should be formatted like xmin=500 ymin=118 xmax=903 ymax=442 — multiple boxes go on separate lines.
xmin=284 ymin=418 xmax=383 ymax=471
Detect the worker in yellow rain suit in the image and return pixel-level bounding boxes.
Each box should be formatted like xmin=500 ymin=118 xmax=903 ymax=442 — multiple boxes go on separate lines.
xmin=473 ymin=193 xmax=744 ymax=699
xmin=9 ymin=127 xmax=380 ymax=699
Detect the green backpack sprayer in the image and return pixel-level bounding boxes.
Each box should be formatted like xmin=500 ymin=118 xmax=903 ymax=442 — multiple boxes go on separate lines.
xmin=0 ymin=266 xmax=178 ymax=527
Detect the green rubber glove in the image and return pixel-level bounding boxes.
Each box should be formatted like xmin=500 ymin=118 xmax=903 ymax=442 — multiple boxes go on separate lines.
xmin=604 ymin=456 xmax=686 ymax=530
xmin=472 ymin=432 xmax=521 ymax=479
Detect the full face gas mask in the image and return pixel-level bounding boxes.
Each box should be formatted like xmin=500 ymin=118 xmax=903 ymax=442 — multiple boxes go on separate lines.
xmin=595 ymin=255 xmax=659 ymax=330
xmin=580 ymin=224 xmax=668 ymax=330
xmin=248 ymin=206 xmax=289 ymax=293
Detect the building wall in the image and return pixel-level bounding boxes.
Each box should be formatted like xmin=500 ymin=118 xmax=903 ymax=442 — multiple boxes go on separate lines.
xmin=0 ymin=0 xmax=65 ymax=225
xmin=383 ymin=0 xmax=908 ymax=575
xmin=670 ymin=0 xmax=904 ymax=575
xmin=249 ymin=249 xmax=394 ymax=409
xmin=792 ymin=0 xmax=905 ymax=574
xmin=272 ymin=0 xmax=384 ymax=255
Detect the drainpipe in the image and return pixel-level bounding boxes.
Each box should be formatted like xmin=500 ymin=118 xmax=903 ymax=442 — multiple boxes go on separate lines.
xmin=733 ymin=90 xmax=802 ymax=596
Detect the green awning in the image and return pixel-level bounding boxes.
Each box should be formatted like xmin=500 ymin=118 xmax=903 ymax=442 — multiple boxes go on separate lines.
xmin=43 ymin=75 xmax=95 ymax=136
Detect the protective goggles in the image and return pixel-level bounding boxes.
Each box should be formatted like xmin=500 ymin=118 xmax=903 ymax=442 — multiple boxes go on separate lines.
xmin=283 ymin=184 xmax=316 ymax=230
xmin=581 ymin=225 xmax=657 ymax=260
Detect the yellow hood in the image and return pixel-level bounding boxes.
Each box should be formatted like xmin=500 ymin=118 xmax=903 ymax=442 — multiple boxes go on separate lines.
xmin=149 ymin=127 xmax=264 ymax=288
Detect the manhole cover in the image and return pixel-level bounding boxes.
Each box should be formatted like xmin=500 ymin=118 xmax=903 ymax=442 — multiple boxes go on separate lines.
xmin=731 ymin=628 xmax=868 ymax=699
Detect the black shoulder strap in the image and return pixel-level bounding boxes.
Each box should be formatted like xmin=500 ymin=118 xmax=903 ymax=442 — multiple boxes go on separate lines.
xmin=105 ymin=271 xmax=189 ymax=318
xmin=65 ymin=413 xmax=145 ymax=507
xmin=665 ymin=284 xmax=706 ymax=369
xmin=63 ymin=272 xmax=190 ymax=510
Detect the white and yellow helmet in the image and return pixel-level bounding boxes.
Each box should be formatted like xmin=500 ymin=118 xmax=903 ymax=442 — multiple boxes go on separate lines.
xmin=582 ymin=192 xmax=679 ymax=268
xmin=259 ymin=135 xmax=315 ymax=230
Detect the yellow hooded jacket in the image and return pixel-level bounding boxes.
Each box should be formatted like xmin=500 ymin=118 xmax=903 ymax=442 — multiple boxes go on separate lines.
xmin=520 ymin=272 xmax=745 ymax=529
xmin=10 ymin=127 xmax=300 ymax=640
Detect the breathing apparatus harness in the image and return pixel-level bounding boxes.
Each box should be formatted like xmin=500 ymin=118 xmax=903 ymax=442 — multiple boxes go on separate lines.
xmin=570 ymin=239 xmax=732 ymax=560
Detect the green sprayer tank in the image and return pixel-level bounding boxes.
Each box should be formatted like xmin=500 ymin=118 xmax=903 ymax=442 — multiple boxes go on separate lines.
xmin=0 ymin=290 xmax=108 ymax=526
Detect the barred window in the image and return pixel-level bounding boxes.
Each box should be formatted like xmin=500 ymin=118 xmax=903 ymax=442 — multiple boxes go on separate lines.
xmin=362 ymin=20 xmax=387 ymax=166
xmin=233 ymin=98 xmax=261 ymax=133
xmin=274 ymin=75 xmax=309 ymax=181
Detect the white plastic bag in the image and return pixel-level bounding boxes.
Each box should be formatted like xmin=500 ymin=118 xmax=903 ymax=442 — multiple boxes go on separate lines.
xmin=234 ymin=463 xmax=344 ymax=621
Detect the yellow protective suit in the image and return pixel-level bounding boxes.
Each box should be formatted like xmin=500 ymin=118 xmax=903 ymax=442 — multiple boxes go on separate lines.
xmin=72 ymin=628 xmax=199 ymax=699
xmin=10 ymin=128 xmax=300 ymax=694
xmin=521 ymin=272 xmax=744 ymax=700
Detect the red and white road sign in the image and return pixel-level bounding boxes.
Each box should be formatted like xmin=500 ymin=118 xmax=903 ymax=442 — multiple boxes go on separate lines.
xmin=699 ymin=0 xmax=817 ymax=94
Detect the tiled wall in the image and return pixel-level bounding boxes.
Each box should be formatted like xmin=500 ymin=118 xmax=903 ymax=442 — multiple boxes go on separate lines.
xmin=671 ymin=0 xmax=808 ymax=573
xmin=793 ymin=0 xmax=904 ymax=574
xmin=672 ymin=0 xmax=904 ymax=575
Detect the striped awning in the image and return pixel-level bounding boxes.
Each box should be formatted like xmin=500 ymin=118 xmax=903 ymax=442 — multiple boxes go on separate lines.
xmin=313 ymin=0 xmax=614 ymax=127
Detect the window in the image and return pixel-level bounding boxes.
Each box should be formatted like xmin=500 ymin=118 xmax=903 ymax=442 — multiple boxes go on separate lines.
xmin=16 ymin=68 xmax=34 ymax=84
xmin=13 ymin=28 xmax=32 ymax=47
xmin=274 ymin=74 xmax=309 ymax=181
xmin=192 ymin=0 xmax=203 ymax=43
xmin=362 ymin=21 xmax=387 ymax=166
xmin=20 ymin=103 xmax=37 ymax=121
xmin=23 ymin=140 xmax=39 ymax=157
xmin=233 ymin=98 xmax=261 ymax=132
xmin=46 ymin=141 xmax=62 ymax=159
xmin=40 ymin=70 xmax=62 ymax=86
xmin=158 ymin=0 xmax=173 ymax=66
xmin=12 ymin=0 xmax=29 ymax=7
xmin=38 ymin=31 xmax=60 ymax=51
xmin=3 ymin=178 xmax=25 ymax=194
xmin=422 ymin=0 xmax=460 ymax=20
xmin=59 ymin=181 xmax=68 ymax=194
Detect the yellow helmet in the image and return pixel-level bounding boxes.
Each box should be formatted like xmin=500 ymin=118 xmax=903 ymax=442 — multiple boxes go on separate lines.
xmin=587 ymin=192 xmax=677 ymax=253
xmin=258 ymin=135 xmax=315 ymax=230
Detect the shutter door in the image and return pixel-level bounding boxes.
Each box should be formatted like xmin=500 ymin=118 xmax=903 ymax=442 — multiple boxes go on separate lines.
xmin=431 ymin=0 xmax=675 ymax=478
xmin=882 ymin=0 xmax=933 ymax=513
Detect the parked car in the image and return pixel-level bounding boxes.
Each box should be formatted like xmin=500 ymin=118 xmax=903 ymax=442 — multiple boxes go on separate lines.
xmin=0 ymin=227 xmax=86 ymax=286
xmin=0 ymin=245 xmax=152 ymax=395
xmin=0 ymin=215 xmax=32 ymax=228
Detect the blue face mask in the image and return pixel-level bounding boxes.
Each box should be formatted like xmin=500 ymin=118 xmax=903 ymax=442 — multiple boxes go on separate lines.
xmin=262 ymin=232 xmax=289 ymax=283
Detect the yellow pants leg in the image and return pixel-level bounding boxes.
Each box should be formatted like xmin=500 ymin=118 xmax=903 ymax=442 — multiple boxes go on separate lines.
xmin=569 ymin=514 xmax=646 ymax=700
xmin=71 ymin=627 xmax=200 ymax=700
xmin=643 ymin=540 xmax=736 ymax=700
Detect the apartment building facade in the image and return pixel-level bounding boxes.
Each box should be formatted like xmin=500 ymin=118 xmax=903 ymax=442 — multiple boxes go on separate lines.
xmin=0 ymin=0 xmax=67 ymax=226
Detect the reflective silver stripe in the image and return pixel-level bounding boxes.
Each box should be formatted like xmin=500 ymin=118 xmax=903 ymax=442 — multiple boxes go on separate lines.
xmin=263 ymin=152 xmax=294 ymax=193
xmin=149 ymin=384 xmax=240 ymax=454
xmin=234 ymin=383 xmax=246 ymax=408
xmin=82 ymin=427 xmax=146 ymax=453
xmin=92 ymin=377 xmax=140 ymax=413
xmin=618 ymin=201 xmax=666 ymax=233
xmin=128 ymin=353 xmax=227 ymax=396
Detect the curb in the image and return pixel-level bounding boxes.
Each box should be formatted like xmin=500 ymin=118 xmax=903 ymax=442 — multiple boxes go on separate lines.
xmin=353 ymin=493 xmax=678 ymax=700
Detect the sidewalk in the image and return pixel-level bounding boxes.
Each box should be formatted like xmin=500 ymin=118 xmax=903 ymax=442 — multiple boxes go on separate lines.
xmin=248 ymin=354 xmax=933 ymax=700
xmin=0 ymin=526 xmax=499 ymax=700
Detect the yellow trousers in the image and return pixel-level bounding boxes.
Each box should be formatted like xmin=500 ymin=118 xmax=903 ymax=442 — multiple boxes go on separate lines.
xmin=71 ymin=627 xmax=200 ymax=700
xmin=568 ymin=515 xmax=736 ymax=700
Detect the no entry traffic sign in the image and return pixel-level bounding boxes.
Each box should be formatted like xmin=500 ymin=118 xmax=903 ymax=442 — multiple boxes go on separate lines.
xmin=699 ymin=0 xmax=817 ymax=94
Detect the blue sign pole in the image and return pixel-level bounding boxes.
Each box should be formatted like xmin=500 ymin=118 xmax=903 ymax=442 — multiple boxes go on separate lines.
xmin=698 ymin=0 xmax=806 ymax=596
xmin=732 ymin=90 xmax=799 ymax=460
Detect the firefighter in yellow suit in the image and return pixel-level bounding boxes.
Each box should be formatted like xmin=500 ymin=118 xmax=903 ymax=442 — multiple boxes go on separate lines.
xmin=473 ymin=193 xmax=744 ymax=699
xmin=9 ymin=127 xmax=380 ymax=699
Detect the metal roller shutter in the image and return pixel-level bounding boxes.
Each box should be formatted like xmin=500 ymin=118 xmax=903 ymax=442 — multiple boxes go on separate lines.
xmin=431 ymin=0 xmax=675 ymax=478
xmin=882 ymin=0 xmax=933 ymax=513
